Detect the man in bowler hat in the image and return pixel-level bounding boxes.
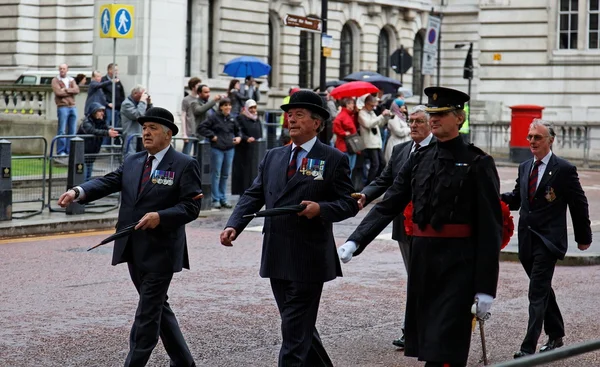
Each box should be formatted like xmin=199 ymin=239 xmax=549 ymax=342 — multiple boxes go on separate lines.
xmin=338 ymin=87 xmax=503 ymax=367
xmin=220 ymin=90 xmax=359 ymax=366
xmin=58 ymin=107 xmax=202 ymax=367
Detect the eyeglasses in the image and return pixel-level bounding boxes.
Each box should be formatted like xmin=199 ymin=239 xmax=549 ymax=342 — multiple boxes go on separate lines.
xmin=526 ymin=134 xmax=549 ymax=142
xmin=408 ymin=119 xmax=428 ymax=125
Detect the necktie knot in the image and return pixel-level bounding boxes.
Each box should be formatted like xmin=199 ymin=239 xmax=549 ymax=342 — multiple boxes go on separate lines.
xmin=414 ymin=143 xmax=421 ymax=151
xmin=139 ymin=155 xmax=156 ymax=193
xmin=534 ymin=159 xmax=542 ymax=167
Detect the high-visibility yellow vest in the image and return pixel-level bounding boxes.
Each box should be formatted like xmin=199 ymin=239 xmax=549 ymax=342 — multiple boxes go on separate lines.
xmin=280 ymin=95 xmax=290 ymax=125
xmin=459 ymin=102 xmax=470 ymax=134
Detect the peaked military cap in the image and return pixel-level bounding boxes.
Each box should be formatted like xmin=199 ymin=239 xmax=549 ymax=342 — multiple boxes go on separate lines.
xmin=424 ymin=87 xmax=469 ymax=113
xmin=138 ymin=107 xmax=179 ymax=135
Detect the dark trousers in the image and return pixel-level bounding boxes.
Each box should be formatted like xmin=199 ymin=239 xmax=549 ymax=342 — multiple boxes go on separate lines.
xmin=363 ymin=148 xmax=381 ymax=185
xmin=270 ymin=279 xmax=333 ymax=367
xmin=519 ymin=237 xmax=565 ymax=354
xmin=126 ymin=263 xmax=195 ymax=367
xmin=424 ymin=363 xmax=466 ymax=367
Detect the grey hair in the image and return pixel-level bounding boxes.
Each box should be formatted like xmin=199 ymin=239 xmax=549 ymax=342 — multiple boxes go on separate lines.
xmin=409 ymin=105 xmax=430 ymax=120
xmin=92 ymin=70 xmax=101 ymax=78
xmin=530 ymin=118 xmax=556 ymax=138
xmin=131 ymin=84 xmax=145 ymax=95
xmin=310 ymin=112 xmax=326 ymax=133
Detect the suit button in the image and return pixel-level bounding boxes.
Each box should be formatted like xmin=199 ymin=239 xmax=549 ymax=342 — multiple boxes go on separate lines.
xmin=528 ymin=226 xmax=531 ymax=229
xmin=529 ymin=211 xmax=532 ymax=214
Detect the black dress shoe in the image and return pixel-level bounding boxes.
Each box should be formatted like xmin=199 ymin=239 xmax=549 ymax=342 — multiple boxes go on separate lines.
xmin=540 ymin=337 xmax=564 ymax=352
xmin=392 ymin=335 xmax=405 ymax=348
xmin=513 ymin=350 xmax=532 ymax=359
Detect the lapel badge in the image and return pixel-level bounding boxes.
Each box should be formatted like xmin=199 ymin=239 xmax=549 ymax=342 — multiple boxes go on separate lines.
xmin=544 ymin=186 xmax=556 ymax=202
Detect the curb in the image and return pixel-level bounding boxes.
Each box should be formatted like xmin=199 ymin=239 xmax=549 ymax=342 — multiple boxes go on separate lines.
xmin=500 ymin=250 xmax=600 ymax=266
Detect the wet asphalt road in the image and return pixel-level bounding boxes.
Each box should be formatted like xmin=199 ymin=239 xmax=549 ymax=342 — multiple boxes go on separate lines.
xmin=1 ymin=166 xmax=600 ymax=366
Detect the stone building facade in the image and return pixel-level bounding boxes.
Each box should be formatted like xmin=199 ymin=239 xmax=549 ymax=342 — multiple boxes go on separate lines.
xmin=0 ymin=0 xmax=598 ymax=123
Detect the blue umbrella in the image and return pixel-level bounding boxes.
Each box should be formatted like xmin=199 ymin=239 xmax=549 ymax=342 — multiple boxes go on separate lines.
xmin=343 ymin=70 xmax=382 ymax=81
xmin=361 ymin=75 xmax=402 ymax=95
xmin=223 ymin=56 xmax=271 ymax=78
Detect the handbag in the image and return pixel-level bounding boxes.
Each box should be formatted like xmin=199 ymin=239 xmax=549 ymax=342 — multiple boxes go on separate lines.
xmin=344 ymin=133 xmax=365 ymax=154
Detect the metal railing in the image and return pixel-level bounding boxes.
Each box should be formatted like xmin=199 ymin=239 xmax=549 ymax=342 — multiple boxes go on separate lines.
xmin=1 ymin=136 xmax=47 ymax=218
xmin=47 ymin=134 xmax=121 ymax=213
xmin=492 ymin=338 xmax=600 ymax=366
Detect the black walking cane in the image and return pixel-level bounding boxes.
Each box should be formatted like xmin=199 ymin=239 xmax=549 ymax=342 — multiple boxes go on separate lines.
xmin=471 ymin=302 xmax=491 ymax=365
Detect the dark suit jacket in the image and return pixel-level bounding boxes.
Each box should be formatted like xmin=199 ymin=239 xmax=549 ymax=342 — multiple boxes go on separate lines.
xmin=501 ymin=154 xmax=591 ymax=260
xmin=226 ymin=139 xmax=359 ymax=283
xmin=361 ymin=138 xmax=436 ymax=242
xmin=80 ymin=147 xmax=202 ymax=273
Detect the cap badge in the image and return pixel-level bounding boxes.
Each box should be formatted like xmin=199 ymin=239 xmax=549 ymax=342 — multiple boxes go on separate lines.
xmin=433 ymin=93 xmax=438 ymax=101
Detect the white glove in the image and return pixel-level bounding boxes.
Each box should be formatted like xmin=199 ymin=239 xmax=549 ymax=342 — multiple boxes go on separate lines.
xmin=338 ymin=241 xmax=358 ymax=263
xmin=473 ymin=293 xmax=494 ymax=319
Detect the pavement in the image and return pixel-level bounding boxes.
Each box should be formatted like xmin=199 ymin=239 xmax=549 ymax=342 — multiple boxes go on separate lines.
xmin=2 ymin=162 xmax=599 ymax=265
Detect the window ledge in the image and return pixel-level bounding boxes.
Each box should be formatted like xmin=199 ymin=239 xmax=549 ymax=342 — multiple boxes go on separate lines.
xmin=550 ymin=49 xmax=600 ymax=64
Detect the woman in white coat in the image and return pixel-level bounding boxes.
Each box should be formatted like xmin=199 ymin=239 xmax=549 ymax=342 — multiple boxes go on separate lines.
xmin=384 ymin=98 xmax=411 ymax=162
xmin=358 ymin=94 xmax=391 ymax=184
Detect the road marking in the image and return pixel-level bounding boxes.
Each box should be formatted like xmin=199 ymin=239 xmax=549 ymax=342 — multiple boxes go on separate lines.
xmin=0 ymin=230 xmax=114 ymax=245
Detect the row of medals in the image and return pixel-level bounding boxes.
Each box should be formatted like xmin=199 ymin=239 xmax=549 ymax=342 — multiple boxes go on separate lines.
xmin=152 ymin=173 xmax=174 ymax=186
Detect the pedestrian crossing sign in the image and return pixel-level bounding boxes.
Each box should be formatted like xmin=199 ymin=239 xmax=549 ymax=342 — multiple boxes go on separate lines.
xmin=99 ymin=4 xmax=134 ymax=39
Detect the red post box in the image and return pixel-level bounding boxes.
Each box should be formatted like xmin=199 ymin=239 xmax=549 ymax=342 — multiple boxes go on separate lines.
xmin=509 ymin=105 xmax=544 ymax=163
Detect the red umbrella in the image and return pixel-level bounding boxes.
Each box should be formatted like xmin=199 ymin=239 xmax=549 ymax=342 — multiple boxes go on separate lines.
xmin=330 ymin=81 xmax=380 ymax=100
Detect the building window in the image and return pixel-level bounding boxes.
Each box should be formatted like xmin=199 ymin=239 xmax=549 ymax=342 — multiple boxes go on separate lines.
xmin=299 ymin=31 xmax=315 ymax=89
xmin=377 ymin=29 xmax=390 ymax=77
xmin=413 ymin=32 xmax=424 ymax=96
xmin=185 ymin=0 xmax=192 ymax=77
xmin=559 ymin=0 xmax=578 ymax=49
xmin=590 ymin=0 xmax=600 ymax=48
xmin=340 ymin=24 xmax=353 ymax=79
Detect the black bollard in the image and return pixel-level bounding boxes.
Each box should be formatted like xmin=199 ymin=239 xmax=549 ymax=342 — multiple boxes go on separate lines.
xmin=251 ymin=139 xmax=267 ymax=179
xmin=0 ymin=139 xmax=12 ymax=221
xmin=66 ymin=137 xmax=85 ymax=215
xmin=195 ymin=140 xmax=212 ymax=211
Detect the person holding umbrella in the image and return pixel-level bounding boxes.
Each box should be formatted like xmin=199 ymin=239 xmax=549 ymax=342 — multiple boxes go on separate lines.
xmin=227 ymin=79 xmax=248 ymax=118
xmin=358 ymin=94 xmax=391 ymax=184
xmin=220 ymin=90 xmax=358 ymax=367
xmin=57 ymin=107 xmax=202 ymax=367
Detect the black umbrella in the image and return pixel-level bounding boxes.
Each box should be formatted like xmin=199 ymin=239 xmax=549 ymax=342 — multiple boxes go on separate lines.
xmin=88 ymin=221 xmax=140 ymax=251
xmin=361 ymin=75 xmax=402 ymax=95
xmin=343 ymin=70 xmax=382 ymax=81
xmin=242 ymin=204 xmax=307 ymax=219
xmin=87 ymin=193 xmax=204 ymax=251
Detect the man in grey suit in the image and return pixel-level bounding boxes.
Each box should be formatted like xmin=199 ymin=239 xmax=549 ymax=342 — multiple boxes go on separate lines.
xmin=357 ymin=105 xmax=434 ymax=349
xmin=220 ymin=90 xmax=359 ymax=367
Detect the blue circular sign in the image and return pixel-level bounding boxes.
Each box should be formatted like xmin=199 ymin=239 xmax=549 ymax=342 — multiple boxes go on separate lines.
xmin=101 ymin=8 xmax=111 ymax=35
xmin=115 ymin=9 xmax=132 ymax=35
xmin=427 ymin=29 xmax=437 ymax=44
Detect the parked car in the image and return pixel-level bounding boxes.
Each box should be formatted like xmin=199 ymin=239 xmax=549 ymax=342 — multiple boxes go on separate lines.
xmin=13 ymin=70 xmax=93 ymax=86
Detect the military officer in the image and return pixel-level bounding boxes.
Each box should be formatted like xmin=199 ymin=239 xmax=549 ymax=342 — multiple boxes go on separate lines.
xmin=337 ymin=87 xmax=503 ymax=367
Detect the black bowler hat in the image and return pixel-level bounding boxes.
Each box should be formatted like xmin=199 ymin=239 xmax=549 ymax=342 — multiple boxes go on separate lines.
xmin=281 ymin=89 xmax=330 ymax=120
xmin=138 ymin=107 xmax=179 ymax=135
xmin=424 ymin=87 xmax=470 ymax=113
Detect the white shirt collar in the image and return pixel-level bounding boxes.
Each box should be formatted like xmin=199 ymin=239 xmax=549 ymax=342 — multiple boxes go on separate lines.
xmin=291 ymin=136 xmax=317 ymax=153
xmin=417 ymin=133 xmax=433 ymax=147
xmin=149 ymin=145 xmax=171 ymax=162
xmin=537 ymin=150 xmax=553 ymax=165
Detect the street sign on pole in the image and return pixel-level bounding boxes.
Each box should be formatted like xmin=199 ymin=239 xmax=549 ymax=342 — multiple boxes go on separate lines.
xmin=424 ymin=15 xmax=441 ymax=55
xmin=422 ymin=51 xmax=436 ymax=75
xmin=99 ymin=4 xmax=135 ymax=39
xmin=285 ymin=14 xmax=322 ymax=33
